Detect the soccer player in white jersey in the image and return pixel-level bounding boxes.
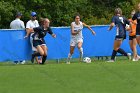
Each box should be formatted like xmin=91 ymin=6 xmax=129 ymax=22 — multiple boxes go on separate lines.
xmin=67 ymin=13 xmax=96 ymax=64
xmin=25 ymin=12 xmax=41 ymax=63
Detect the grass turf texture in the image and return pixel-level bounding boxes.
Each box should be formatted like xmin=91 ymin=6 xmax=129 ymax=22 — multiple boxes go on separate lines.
xmin=0 ymin=57 xmax=140 ymax=93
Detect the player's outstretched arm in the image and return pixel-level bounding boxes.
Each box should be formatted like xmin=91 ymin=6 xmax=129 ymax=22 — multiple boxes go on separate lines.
xmin=83 ymin=23 xmax=96 ymax=35
xmin=108 ymin=23 xmax=115 ymax=31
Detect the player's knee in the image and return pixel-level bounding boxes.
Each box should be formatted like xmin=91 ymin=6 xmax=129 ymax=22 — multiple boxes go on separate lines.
xmin=114 ymin=48 xmax=119 ymax=51
xmin=40 ymin=51 xmax=45 ymax=56
xmin=77 ymin=45 xmax=82 ymax=49
xmin=44 ymin=52 xmax=47 ymax=56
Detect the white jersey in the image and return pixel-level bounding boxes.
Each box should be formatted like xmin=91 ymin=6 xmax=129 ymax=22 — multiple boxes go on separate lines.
xmin=26 ymin=20 xmax=39 ymax=28
xmin=10 ymin=18 xmax=25 ymax=29
xmin=71 ymin=21 xmax=83 ymax=38
xmin=70 ymin=21 xmax=83 ymax=46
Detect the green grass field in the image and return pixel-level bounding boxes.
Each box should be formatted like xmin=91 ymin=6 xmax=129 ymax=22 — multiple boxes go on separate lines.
xmin=0 ymin=57 xmax=140 ymax=93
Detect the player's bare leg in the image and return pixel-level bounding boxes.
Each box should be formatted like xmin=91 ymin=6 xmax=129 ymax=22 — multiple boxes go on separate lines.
xmin=67 ymin=46 xmax=75 ymax=64
xmin=130 ymin=38 xmax=138 ymax=61
xmin=31 ymin=46 xmax=44 ymax=63
xmin=136 ymin=36 xmax=140 ymax=46
xmin=78 ymin=42 xmax=83 ymax=62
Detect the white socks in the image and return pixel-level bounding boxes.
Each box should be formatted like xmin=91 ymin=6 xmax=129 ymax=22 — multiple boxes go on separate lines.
xmin=67 ymin=53 xmax=72 ymax=62
xmin=79 ymin=47 xmax=83 ymax=61
xmin=67 ymin=47 xmax=83 ymax=62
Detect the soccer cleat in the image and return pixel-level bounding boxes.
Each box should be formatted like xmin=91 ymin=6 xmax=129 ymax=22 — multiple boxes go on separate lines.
xmin=66 ymin=56 xmax=71 ymax=64
xmin=14 ymin=61 xmax=19 ymax=64
xmin=132 ymin=58 xmax=138 ymax=62
xmin=136 ymin=55 xmax=140 ymax=60
xmin=66 ymin=60 xmax=71 ymax=64
xmin=106 ymin=60 xmax=115 ymax=62
xmin=20 ymin=60 xmax=26 ymax=64
xmin=66 ymin=58 xmax=71 ymax=64
xmin=66 ymin=62 xmax=70 ymax=64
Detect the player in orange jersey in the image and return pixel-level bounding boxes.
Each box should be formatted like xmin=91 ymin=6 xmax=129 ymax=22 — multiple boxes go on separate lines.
xmin=127 ymin=10 xmax=140 ymax=61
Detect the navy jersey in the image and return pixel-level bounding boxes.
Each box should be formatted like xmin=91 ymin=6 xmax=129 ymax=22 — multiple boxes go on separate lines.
xmin=132 ymin=12 xmax=140 ymax=26
xmin=111 ymin=16 xmax=130 ymax=37
xmin=32 ymin=26 xmax=53 ymax=40
xmin=132 ymin=12 xmax=140 ymax=35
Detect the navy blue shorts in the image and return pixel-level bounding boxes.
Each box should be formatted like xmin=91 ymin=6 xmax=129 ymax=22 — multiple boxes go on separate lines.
xmin=33 ymin=39 xmax=46 ymax=47
xmin=136 ymin=26 xmax=140 ymax=35
xmin=115 ymin=35 xmax=126 ymax=40
xmin=129 ymin=35 xmax=136 ymax=40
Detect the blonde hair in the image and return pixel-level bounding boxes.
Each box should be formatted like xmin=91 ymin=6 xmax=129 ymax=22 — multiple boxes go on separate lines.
xmin=40 ymin=18 xmax=50 ymax=25
xmin=43 ymin=18 xmax=50 ymax=23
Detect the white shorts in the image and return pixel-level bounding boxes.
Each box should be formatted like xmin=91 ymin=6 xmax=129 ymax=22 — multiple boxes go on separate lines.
xmin=30 ymin=33 xmax=37 ymax=52
xmin=70 ymin=37 xmax=83 ymax=46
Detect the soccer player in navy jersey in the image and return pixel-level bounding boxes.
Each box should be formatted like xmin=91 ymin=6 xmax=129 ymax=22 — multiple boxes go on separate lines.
xmin=132 ymin=3 xmax=140 ymax=46
xmin=107 ymin=8 xmax=132 ymax=62
xmin=24 ymin=18 xmax=56 ymax=64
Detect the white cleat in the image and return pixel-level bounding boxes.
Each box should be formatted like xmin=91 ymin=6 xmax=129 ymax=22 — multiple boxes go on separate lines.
xmin=132 ymin=58 xmax=138 ymax=62
xmin=136 ymin=55 xmax=140 ymax=60
xmin=66 ymin=57 xmax=71 ymax=64
xmin=20 ymin=60 xmax=26 ymax=64
xmin=66 ymin=62 xmax=70 ymax=64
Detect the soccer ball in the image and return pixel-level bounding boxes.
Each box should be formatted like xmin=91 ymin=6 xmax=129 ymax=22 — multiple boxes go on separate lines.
xmin=83 ymin=57 xmax=91 ymax=63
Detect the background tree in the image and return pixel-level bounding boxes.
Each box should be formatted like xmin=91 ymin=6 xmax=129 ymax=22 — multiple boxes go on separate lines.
xmin=0 ymin=0 xmax=139 ymax=28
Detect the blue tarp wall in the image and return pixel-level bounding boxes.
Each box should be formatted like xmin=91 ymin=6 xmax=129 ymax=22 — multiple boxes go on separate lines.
xmin=0 ymin=25 xmax=139 ymax=62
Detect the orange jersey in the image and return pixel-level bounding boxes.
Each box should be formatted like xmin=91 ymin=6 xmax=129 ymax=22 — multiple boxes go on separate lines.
xmin=129 ymin=19 xmax=137 ymax=36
